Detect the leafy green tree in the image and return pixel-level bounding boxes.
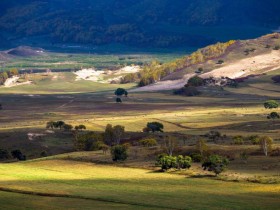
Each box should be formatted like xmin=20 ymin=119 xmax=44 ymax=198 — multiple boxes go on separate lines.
xmin=146 ymin=122 xmax=164 ymax=133
xmin=264 ymin=100 xmax=279 ymax=109
xmin=114 ymin=88 xmax=128 ymax=97
xmin=267 ymin=112 xmax=280 ymax=120
xmin=111 ymin=145 xmax=128 ymax=162
xmin=73 ymin=131 xmax=104 ymax=151
xmin=202 ymin=155 xmax=229 ymax=176
xmin=156 ymin=154 xmax=192 ymax=171
xmin=75 ymin=125 xmax=86 ymax=131
xmin=54 ymin=121 xmax=65 ymax=130
xmin=63 ymin=124 xmax=73 ymax=131
xmin=115 ymin=88 xmax=128 ymax=103
xmin=156 ymin=155 xmax=177 ymax=171
xmin=46 ymin=121 xmax=56 ymax=129
xmin=177 ymin=155 xmax=192 ymax=169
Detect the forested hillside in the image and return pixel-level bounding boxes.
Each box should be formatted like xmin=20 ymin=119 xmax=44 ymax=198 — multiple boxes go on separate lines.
xmin=0 ymin=0 xmax=279 ymax=49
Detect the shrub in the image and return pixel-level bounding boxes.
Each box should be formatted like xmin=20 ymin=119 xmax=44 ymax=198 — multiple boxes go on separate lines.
xmin=156 ymin=154 xmax=177 ymax=170
xmin=63 ymin=124 xmax=73 ymax=131
xmin=174 ymin=86 xmax=200 ymax=96
xmin=206 ymin=131 xmax=221 ymax=141
xmin=233 ymin=136 xmax=244 ymax=145
xmin=267 ymin=112 xmax=280 ymax=120
xmin=116 ymin=98 xmax=122 ymax=103
xmin=187 ymin=76 xmax=204 ymax=87
xmin=139 ymin=138 xmax=157 ymax=147
xmin=177 ymin=155 xmax=192 ymax=169
xmin=247 ymin=135 xmax=260 ymax=145
xmin=240 ymin=151 xmax=249 ymax=163
xmin=264 ymin=100 xmax=279 ymax=109
xmin=0 ymin=149 xmax=10 ymax=160
xmin=11 ymin=150 xmax=26 ymax=161
xmin=273 ymin=45 xmax=280 ymax=50
xmin=195 ymin=67 xmax=204 ymax=74
xmin=111 ymin=145 xmax=128 ymax=162
xmin=156 ymin=154 xmax=192 ymax=171
xmin=217 ymin=60 xmax=224 ymax=64
xmin=190 ymin=153 xmax=203 ymax=163
xmin=272 ymin=75 xmax=280 ymax=83
xmin=40 ymin=151 xmax=48 ymax=157
xmin=202 ymin=155 xmax=229 ymax=176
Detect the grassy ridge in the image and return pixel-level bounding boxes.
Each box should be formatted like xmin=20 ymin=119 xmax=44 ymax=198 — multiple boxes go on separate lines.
xmin=0 ymin=159 xmax=279 ymax=210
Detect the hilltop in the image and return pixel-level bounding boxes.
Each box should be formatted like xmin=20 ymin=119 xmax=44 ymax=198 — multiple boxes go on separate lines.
xmin=130 ymin=33 xmax=280 ymax=91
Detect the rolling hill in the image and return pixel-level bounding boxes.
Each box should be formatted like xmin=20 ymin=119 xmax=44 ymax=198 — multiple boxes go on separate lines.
xmin=0 ymin=0 xmax=279 ymax=50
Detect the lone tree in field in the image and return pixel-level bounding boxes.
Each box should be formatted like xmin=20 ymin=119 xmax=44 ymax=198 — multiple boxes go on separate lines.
xmin=202 ymin=155 xmax=229 ymax=176
xmin=144 ymin=122 xmax=164 ymax=133
xmin=114 ymin=88 xmax=128 ymax=103
xmin=264 ymin=100 xmax=279 ymax=109
xmin=259 ymin=136 xmax=273 ymax=156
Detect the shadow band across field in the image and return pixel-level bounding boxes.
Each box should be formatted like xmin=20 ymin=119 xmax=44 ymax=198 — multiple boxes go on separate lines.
xmin=0 ymin=186 xmax=178 ymax=210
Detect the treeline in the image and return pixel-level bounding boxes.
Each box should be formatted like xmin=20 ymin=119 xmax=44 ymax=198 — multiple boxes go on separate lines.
xmin=121 ymin=40 xmax=236 ymax=86
xmin=0 ymin=68 xmax=19 ymax=85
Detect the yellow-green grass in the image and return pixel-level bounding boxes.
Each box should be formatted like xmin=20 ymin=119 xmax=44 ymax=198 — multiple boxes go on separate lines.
xmin=0 ymin=159 xmax=279 ymax=210
xmin=0 ymin=191 xmax=144 ymax=210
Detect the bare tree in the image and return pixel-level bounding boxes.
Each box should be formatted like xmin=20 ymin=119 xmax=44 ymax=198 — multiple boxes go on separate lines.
xmin=113 ymin=125 xmax=125 ymax=145
xmin=196 ymin=139 xmax=208 ymax=156
xmin=260 ymin=136 xmax=273 ymax=156
xmin=163 ymin=135 xmax=177 ymax=156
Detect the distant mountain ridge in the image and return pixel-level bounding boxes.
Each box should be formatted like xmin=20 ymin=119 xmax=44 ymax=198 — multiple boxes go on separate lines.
xmin=0 ymin=0 xmax=280 ymax=49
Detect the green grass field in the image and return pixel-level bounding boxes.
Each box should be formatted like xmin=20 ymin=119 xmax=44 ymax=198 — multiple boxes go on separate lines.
xmin=0 ymin=159 xmax=279 ymax=210
xmin=2 ymin=52 xmax=184 ymax=71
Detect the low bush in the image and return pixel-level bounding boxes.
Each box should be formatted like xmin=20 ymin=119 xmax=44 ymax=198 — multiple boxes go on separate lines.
xmin=233 ymin=136 xmax=244 ymax=145
xmin=139 ymin=138 xmax=157 ymax=147
xmin=190 ymin=153 xmax=203 ymax=163
xmin=156 ymin=154 xmax=192 ymax=171
xmin=111 ymin=145 xmax=128 ymax=162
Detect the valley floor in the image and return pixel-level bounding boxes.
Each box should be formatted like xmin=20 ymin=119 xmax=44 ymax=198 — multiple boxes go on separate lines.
xmin=0 ymin=159 xmax=279 ymax=210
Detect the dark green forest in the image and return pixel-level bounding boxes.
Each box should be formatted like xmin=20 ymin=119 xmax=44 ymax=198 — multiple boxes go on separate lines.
xmin=0 ymin=0 xmax=279 ymax=49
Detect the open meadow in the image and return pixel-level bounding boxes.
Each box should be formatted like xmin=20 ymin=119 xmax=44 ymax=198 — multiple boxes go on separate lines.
xmin=0 ymin=54 xmax=280 ymax=210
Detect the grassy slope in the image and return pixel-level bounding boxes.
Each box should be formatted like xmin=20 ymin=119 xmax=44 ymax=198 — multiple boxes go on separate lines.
xmin=0 ymin=159 xmax=279 ymax=210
